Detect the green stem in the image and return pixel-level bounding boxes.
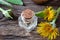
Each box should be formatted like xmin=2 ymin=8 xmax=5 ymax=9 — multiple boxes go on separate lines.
xmin=0 ymin=8 xmax=6 ymax=15
xmin=53 ymin=7 xmax=60 ymax=23
xmin=0 ymin=8 xmax=5 ymax=12
xmin=0 ymin=0 xmax=12 ymax=7
xmin=51 ymin=7 xmax=60 ymax=28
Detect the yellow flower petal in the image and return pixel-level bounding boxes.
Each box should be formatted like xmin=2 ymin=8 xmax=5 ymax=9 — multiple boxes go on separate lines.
xmin=43 ymin=7 xmax=56 ymax=21
xmin=36 ymin=22 xmax=59 ymax=40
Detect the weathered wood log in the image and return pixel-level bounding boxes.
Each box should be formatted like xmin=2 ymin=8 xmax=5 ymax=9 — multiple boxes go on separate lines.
xmin=0 ymin=0 xmax=60 ymax=40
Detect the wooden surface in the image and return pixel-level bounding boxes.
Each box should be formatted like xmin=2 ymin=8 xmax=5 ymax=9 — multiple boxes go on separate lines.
xmin=0 ymin=0 xmax=60 ymax=40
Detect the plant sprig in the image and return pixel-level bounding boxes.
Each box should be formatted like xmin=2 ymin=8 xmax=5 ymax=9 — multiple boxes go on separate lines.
xmin=0 ymin=0 xmax=12 ymax=7
xmin=0 ymin=8 xmax=13 ymax=19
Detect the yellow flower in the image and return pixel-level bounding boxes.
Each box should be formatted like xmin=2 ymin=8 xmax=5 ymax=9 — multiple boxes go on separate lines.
xmin=37 ymin=22 xmax=59 ymax=40
xmin=43 ymin=7 xmax=56 ymax=21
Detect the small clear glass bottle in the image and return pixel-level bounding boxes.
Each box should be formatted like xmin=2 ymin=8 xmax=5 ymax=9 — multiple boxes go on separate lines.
xmin=18 ymin=15 xmax=38 ymax=33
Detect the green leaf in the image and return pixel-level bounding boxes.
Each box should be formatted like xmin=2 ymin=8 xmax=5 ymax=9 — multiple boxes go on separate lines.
xmin=0 ymin=0 xmax=12 ymax=7
xmin=6 ymin=0 xmax=23 ymax=5
xmin=35 ymin=11 xmax=45 ymax=18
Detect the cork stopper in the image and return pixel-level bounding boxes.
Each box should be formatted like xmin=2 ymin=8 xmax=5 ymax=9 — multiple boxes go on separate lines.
xmin=22 ymin=9 xmax=34 ymax=19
